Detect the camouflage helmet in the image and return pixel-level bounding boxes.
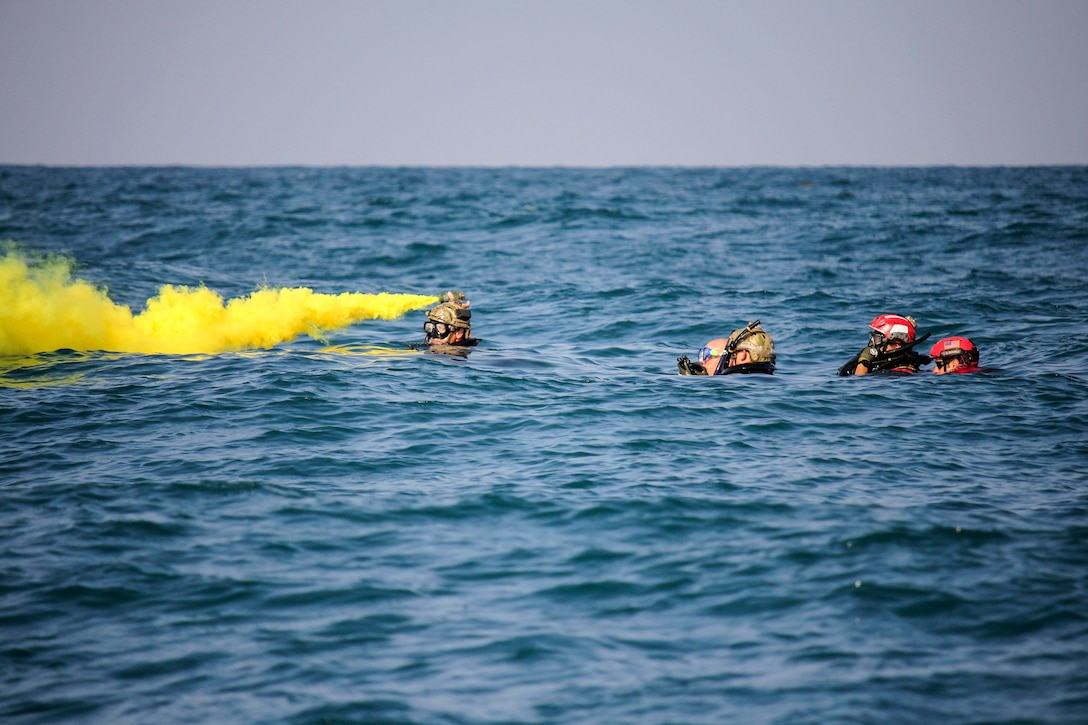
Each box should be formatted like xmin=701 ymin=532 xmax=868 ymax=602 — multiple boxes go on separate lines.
xmin=427 ymin=303 xmax=471 ymax=329
xmin=426 ymin=291 xmax=471 ymax=330
xmin=728 ymin=322 xmax=776 ymax=363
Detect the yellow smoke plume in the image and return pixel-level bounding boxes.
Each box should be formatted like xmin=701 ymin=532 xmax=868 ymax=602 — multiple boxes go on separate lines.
xmin=0 ymin=250 xmax=438 ymax=355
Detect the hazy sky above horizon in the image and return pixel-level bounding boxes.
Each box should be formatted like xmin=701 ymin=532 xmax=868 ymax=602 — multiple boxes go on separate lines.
xmin=2 ymin=0 xmax=1086 ymax=166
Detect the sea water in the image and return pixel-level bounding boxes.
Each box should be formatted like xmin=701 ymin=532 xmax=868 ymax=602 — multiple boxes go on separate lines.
xmin=2 ymin=166 xmax=1087 ymax=724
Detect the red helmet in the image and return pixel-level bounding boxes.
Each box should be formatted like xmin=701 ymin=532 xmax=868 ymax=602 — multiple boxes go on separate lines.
xmin=929 ymin=336 xmax=978 ymax=363
xmin=869 ymin=314 xmax=916 ymax=344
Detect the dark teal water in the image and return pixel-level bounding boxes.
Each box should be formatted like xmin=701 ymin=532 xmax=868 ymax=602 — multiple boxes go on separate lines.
xmin=2 ymin=166 xmax=1088 ymax=724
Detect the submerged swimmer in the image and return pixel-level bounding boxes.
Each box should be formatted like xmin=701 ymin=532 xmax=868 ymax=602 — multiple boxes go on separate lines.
xmin=420 ymin=291 xmax=478 ymax=352
xmin=678 ymin=320 xmax=776 ymax=375
xmin=839 ymin=314 xmax=930 ymax=376
xmin=930 ymin=336 xmax=980 ymax=375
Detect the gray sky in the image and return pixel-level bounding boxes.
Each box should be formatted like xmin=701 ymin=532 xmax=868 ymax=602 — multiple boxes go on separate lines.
xmin=2 ymin=0 xmax=1086 ymax=166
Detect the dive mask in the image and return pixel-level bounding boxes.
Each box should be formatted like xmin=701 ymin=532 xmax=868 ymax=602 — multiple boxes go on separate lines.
xmin=424 ymin=320 xmax=455 ymax=339
xmin=698 ymin=346 xmax=724 ymax=363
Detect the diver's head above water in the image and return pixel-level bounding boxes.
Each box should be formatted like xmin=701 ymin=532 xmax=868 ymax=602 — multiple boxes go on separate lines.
xmin=867 ymin=313 xmax=916 ymax=352
xmin=696 ymin=337 xmax=731 ymax=375
xmin=718 ymin=321 xmax=776 ymax=374
xmin=423 ymin=291 xmax=474 ymax=346
xmin=678 ymin=320 xmax=776 ymax=375
xmin=930 ymin=336 xmax=980 ymax=375
xmin=847 ymin=314 xmax=926 ymax=376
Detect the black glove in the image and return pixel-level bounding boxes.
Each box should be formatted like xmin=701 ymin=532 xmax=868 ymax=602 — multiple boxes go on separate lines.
xmin=677 ymin=356 xmax=707 ymax=375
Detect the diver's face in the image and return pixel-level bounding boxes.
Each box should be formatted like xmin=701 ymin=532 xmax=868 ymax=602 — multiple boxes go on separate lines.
xmin=698 ymin=339 xmax=730 ymax=375
xmin=933 ymin=356 xmax=962 ymax=375
xmin=429 ymin=327 xmax=466 ymax=344
xmin=425 ymin=320 xmax=467 ymax=343
xmin=869 ymin=332 xmax=905 ymax=351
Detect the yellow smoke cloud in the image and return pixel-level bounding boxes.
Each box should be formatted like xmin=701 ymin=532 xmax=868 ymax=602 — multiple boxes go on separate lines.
xmin=0 ymin=250 xmax=438 ymax=355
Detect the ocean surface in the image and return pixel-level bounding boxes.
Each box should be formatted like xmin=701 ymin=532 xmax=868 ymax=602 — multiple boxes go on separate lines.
xmin=2 ymin=166 xmax=1087 ymax=724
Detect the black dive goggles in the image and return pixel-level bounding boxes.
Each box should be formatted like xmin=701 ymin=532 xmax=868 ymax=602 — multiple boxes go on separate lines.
xmin=934 ymin=351 xmax=970 ymax=369
xmin=424 ymin=320 xmax=456 ymax=338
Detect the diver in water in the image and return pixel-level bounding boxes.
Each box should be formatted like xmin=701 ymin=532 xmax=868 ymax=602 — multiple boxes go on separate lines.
xmin=678 ymin=320 xmax=776 ymax=375
xmin=838 ymin=314 xmax=930 ymax=376
xmin=930 ymin=336 xmax=980 ymax=375
xmin=421 ymin=291 xmax=478 ymax=352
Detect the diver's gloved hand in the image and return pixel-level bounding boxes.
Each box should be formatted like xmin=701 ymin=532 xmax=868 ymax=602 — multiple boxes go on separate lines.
xmin=677 ymin=356 xmax=707 ymax=376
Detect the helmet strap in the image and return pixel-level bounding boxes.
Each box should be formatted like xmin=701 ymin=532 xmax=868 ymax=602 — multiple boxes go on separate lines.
xmin=725 ymin=320 xmax=761 ymax=355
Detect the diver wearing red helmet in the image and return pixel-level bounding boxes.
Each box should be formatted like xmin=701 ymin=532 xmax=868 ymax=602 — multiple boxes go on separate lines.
xmin=838 ymin=314 xmax=931 ymax=376
xmin=929 ymin=336 xmax=980 ymax=375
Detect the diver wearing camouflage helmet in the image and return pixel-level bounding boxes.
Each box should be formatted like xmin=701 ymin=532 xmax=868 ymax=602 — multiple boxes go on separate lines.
xmin=422 ymin=291 xmax=477 ymax=349
xmin=678 ymin=320 xmax=776 ymax=375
